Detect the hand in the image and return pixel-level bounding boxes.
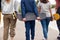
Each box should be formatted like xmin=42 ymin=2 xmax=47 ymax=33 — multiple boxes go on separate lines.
xmin=14 ymin=11 xmax=17 ymax=13
xmin=23 ymin=18 xmax=26 ymax=22
xmin=37 ymin=17 xmax=40 ymax=21
xmin=50 ymin=16 xmax=53 ymax=21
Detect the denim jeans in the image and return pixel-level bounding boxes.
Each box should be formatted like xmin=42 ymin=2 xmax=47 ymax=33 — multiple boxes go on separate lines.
xmin=25 ymin=20 xmax=35 ymax=40
xmin=40 ymin=17 xmax=51 ymax=39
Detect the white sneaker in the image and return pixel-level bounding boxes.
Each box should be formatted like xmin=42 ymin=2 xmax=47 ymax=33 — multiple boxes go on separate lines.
xmin=43 ymin=38 xmax=47 ymax=40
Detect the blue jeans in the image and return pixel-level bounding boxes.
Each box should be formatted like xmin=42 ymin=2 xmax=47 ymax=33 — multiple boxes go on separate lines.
xmin=40 ymin=17 xmax=51 ymax=39
xmin=25 ymin=20 xmax=35 ymax=40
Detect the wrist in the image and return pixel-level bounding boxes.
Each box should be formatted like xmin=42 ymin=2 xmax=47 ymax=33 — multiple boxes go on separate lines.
xmin=15 ymin=11 xmax=17 ymax=13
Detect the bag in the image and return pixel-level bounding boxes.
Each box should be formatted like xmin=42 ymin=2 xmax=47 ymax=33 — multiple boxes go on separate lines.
xmin=16 ymin=13 xmax=46 ymax=21
xmin=53 ymin=13 xmax=60 ymax=20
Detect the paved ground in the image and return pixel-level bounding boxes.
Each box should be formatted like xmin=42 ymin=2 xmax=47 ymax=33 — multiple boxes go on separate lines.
xmin=0 ymin=20 xmax=59 ymax=40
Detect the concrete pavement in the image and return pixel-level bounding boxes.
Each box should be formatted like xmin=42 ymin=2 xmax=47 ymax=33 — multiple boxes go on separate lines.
xmin=0 ymin=20 xmax=59 ymax=40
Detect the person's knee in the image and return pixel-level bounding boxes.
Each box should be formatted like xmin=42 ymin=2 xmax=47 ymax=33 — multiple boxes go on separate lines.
xmin=10 ymin=33 xmax=15 ymax=37
xmin=43 ymin=28 xmax=47 ymax=33
xmin=10 ymin=29 xmax=15 ymax=37
xmin=25 ymin=30 xmax=30 ymax=34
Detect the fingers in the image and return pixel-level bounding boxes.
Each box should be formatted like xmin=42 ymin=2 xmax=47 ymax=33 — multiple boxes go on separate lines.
xmin=22 ymin=18 xmax=26 ymax=22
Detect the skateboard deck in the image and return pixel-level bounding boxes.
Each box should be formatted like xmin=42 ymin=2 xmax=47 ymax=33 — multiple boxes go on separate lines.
xmin=16 ymin=13 xmax=46 ymax=21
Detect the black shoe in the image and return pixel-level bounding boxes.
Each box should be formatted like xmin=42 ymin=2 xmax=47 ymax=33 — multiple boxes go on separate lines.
xmin=31 ymin=39 xmax=34 ymax=40
xmin=57 ymin=35 xmax=60 ymax=39
xmin=57 ymin=33 xmax=60 ymax=40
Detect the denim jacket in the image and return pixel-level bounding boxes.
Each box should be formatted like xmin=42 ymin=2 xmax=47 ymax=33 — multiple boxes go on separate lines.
xmin=21 ymin=0 xmax=39 ymax=18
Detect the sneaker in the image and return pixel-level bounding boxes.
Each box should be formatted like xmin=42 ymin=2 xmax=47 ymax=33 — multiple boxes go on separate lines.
xmin=31 ymin=39 xmax=34 ymax=40
xmin=57 ymin=34 xmax=60 ymax=39
xmin=42 ymin=38 xmax=47 ymax=40
xmin=57 ymin=35 xmax=60 ymax=39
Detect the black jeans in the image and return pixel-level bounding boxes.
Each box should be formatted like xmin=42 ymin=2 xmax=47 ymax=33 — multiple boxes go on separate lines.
xmin=56 ymin=7 xmax=60 ymax=32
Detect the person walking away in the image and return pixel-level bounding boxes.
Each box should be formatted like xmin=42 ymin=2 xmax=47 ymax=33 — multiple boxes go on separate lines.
xmin=1 ymin=0 xmax=18 ymax=40
xmin=55 ymin=0 xmax=60 ymax=39
xmin=21 ymin=0 xmax=40 ymax=40
xmin=37 ymin=0 xmax=53 ymax=40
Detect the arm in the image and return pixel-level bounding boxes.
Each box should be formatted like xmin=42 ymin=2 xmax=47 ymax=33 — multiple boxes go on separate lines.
xmin=33 ymin=1 xmax=39 ymax=17
xmin=37 ymin=2 xmax=41 ymax=13
xmin=49 ymin=8 xmax=52 ymax=17
xmin=55 ymin=0 xmax=59 ymax=11
xmin=49 ymin=8 xmax=54 ymax=21
xmin=33 ymin=1 xmax=40 ymax=20
xmin=55 ymin=0 xmax=57 ymax=9
xmin=14 ymin=0 xmax=19 ymax=13
xmin=48 ymin=2 xmax=52 ymax=17
xmin=21 ymin=1 xmax=26 ymax=18
xmin=49 ymin=3 xmax=53 ymax=21
xmin=55 ymin=0 xmax=57 ymax=10
xmin=38 ymin=6 xmax=41 ymax=13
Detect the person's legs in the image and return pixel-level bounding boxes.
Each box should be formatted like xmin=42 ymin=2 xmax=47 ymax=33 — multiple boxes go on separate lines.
xmin=56 ymin=7 xmax=60 ymax=39
xmin=57 ymin=19 xmax=60 ymax=32
xmin=3 ymin=15 xmax=10 ymax=40
xmin=30 ymin=20 xmax=35 ymax=40
xmin=56 ymin=19 xmax=60 ymax=39
xmin=46 ymin=17 xmax=50 ymax=33
xmin=9 ymin=15 xmax=17 ymax=40
xmin=40 ymin=19 xmax=47 ymax=39
xmin=25 ymin=21 xmax=31 ymax=40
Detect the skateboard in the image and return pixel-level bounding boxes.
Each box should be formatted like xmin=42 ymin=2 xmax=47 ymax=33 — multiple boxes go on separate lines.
xmin=16 ymin=13 xmax=46 ymax=21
